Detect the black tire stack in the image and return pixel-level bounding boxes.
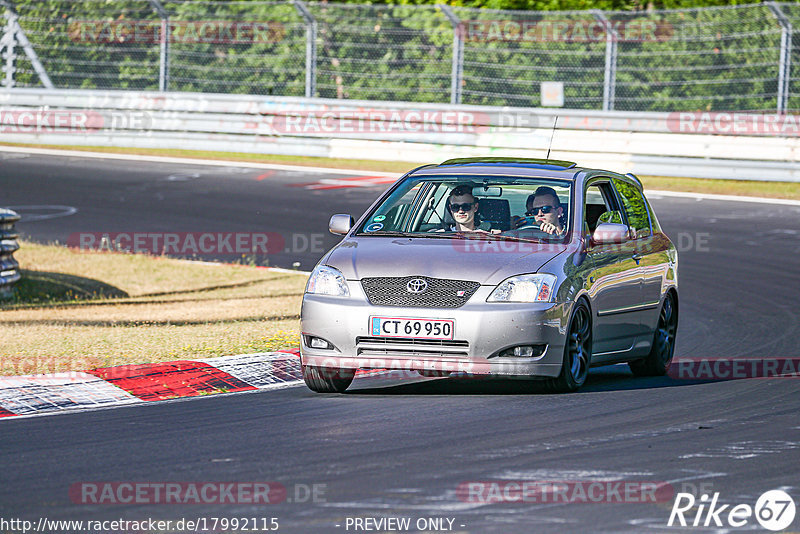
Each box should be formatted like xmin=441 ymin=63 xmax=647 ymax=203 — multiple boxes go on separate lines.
xmin=0 ymin=209 xmax=21 ymax=299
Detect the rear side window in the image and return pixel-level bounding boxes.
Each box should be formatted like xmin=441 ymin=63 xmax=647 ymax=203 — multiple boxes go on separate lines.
xmin=584 ymin=181 xmax=623 ymax=233
xmin=613 ymin=179 xmax=651 ymax=239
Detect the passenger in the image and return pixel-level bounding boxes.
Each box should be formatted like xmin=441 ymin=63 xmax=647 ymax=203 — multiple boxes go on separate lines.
xmin=513 ymin=186 xmax=566 ymax=236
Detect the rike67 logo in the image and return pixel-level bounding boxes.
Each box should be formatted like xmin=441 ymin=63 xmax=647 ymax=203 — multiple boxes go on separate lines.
xmin=668 ymin=489 xmax=796 ymax=531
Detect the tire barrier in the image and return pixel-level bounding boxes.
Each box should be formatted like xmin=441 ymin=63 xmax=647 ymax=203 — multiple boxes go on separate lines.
xmin=0 ymin=209 xmax=21 ymax=299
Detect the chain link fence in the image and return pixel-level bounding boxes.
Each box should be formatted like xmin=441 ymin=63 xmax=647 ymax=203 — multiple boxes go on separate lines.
xmin=1 ymin=0 xmax=798 ymax=112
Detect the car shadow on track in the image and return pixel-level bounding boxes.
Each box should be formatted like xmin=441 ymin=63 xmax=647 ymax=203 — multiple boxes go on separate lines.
xmin=346 ymin=364 xmax=714 ymax=395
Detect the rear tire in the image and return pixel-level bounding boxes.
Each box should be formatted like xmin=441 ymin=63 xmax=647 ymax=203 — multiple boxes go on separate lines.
xmin=629 ymin=292 xmax=678 ymax=377
xmin=548 ymin=300 xmax=592 ymax=393
xmin=302 ymin=365 xmax=354 ymax=393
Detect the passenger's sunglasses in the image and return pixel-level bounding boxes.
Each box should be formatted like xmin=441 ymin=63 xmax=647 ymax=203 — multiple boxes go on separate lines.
xmin=526 ymin=205 xmax=556 ymax=216
xmin=449 ymin=202 xmax=475 ymax=212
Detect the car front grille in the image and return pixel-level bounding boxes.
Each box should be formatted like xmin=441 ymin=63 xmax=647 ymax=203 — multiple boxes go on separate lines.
xmin=355 ymin=336 xmax=470 ymax=358
xmin=360 ymin=276 xmax=480 ymax=308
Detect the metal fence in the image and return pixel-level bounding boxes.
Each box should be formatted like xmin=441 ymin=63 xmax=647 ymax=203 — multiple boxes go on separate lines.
xmin=1 ymin=0 xmax=799 ymax=112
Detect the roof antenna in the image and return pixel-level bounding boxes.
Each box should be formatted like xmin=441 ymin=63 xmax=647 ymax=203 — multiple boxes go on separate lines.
xmin=545 ymin=115 xmax=559 ymax=161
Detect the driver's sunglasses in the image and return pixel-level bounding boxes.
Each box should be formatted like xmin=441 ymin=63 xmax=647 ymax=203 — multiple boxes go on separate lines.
xmin=449 ymin=202 xmax=475 ymax=212
xmin=526 ymin=205 xmax=555 ymax=216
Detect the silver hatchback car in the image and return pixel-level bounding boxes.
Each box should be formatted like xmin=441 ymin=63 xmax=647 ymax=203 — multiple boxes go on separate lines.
xmin=300 ymin=158 xmax=678 ymax=393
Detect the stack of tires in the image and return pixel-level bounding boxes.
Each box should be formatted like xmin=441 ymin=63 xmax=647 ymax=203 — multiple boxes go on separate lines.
xmin=0 ymin=209 xmax=21 ymax=299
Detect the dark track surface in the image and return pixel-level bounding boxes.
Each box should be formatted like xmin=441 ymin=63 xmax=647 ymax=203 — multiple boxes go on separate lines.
xmin=2 ymin=152 xmax=800 ymax=533
xmin=0 ymin=152 xmax=382 ymax=270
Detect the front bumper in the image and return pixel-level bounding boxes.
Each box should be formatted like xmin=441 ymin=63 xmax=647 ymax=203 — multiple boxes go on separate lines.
xmin=300 ymin=282 xmax=570 ymax=378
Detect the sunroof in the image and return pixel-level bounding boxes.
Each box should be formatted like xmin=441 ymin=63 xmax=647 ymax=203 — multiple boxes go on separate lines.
xmin=439 ymin=157 xmax=577 ymax=170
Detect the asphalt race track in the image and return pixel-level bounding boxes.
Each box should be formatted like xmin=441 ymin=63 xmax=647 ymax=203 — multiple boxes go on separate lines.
xmin=2 ymin=151 xmax=800 ymax=533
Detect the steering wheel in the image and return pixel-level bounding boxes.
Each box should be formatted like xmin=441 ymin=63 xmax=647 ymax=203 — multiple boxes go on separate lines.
xmin=514 ymin=216 xmax=546 ymax=232
xmin=512 ymin=223 xmax=563 ymax=240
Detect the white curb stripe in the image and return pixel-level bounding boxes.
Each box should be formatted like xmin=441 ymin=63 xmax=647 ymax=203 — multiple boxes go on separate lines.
xmin=0 ymin=372 xmax=139 ymax=415
xmin=193 ymin=352 xmax=304 ymax=390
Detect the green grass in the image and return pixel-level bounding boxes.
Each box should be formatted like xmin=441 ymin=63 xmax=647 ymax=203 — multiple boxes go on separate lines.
xmin=0 ymin=241 xmax=305 ymax=375
xmin=638 ymin=175 xmax=800 ymax=201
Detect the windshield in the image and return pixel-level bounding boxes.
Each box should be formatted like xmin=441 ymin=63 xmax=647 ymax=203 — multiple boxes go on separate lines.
xmin=356 ymin=175 xmax=572 ymax=242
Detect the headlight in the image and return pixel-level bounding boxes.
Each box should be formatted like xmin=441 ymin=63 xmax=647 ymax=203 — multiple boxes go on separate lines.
xmin=306 ymin=265 xmax=350 ymax=297
xmin=487 ymin=273 xmax=557 ymax=303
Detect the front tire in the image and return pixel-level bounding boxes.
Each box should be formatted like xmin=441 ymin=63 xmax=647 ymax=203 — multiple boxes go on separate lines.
xmin=629 ymin=292 xmax=678 ymax=377
xmin=302 ymin=365 xmax=354 ymax=393
xmin=548 ymin=300 xmax=592 ymax=393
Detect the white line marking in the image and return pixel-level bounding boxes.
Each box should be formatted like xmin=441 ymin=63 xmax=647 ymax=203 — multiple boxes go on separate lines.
xmin=495 ymin=469 xmax=654 ymax=481
xmin=179 ymin=258 xmax=311 ymax=275
xmin=0 ymin=145 xmax=398 ymax=177
xmin=647 ymin=189 xmax=800 ymax=206
xmin=4 ymin=205 xmax=78 ymax=221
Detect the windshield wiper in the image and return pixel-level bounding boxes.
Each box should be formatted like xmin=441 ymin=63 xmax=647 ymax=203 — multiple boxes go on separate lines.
xmin=355 ymin=231 xmax=419 ymax=238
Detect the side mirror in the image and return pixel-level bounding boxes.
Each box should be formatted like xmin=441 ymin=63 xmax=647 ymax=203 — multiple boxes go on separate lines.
xmin=592 ymin=223 xmax=629 ymax=245
xmin=329 ymin=214 xmax=354 ymax=235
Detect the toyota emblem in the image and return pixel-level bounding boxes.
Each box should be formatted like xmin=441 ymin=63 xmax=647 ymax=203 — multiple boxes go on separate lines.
xmin=406 ymin=278 xmax=428 ymax=294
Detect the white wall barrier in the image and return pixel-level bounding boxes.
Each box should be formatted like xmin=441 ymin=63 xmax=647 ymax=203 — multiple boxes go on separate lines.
xmin=1 ymin=88 xmax=800 ymax=181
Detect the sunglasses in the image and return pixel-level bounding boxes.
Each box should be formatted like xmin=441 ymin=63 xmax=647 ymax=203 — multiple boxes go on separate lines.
xmin=526 ymin=205 xmax=556 ymax=216
xmin=449 ymin=202 xmax=475 ymax=212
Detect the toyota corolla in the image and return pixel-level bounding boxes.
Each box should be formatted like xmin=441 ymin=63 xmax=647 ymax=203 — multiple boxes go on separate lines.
xmin=300 ymin=158 xmax=678 ymax=393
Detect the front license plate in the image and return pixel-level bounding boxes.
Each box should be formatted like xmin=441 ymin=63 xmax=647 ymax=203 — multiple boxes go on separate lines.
xmin=369 ymin=316 xmax=454 ymax=340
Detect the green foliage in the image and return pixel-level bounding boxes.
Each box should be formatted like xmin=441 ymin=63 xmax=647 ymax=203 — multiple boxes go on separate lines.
xmin=613 ymin=179 xmax=650 ymax=236
xmin=7 ymin=0 xmax=793 ymax=111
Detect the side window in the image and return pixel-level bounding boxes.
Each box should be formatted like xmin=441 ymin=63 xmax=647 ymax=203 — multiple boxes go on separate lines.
xmin=584 ymin=182 xmax=622 ymax=233
xmin=613 ymin=179 xmax=651 ymax=239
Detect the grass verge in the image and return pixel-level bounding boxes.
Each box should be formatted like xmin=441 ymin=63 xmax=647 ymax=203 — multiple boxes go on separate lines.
xmin=3 ymin=142 xmax=800 ymax=200
xmin=0 ymin=241 xmax=306 ymax=376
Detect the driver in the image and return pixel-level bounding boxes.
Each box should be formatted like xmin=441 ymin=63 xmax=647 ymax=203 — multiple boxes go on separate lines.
xmin=513 ymin=186 xmax=566 ymax=236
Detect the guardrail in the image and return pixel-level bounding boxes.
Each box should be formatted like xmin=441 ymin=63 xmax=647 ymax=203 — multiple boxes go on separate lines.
xmin=0 ymin=208 xmax=21 ymax=298
xmin=1 ymin=88 xmax=800 ymax=181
